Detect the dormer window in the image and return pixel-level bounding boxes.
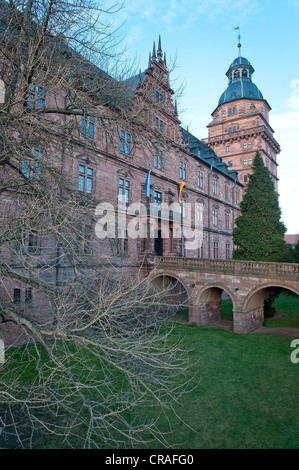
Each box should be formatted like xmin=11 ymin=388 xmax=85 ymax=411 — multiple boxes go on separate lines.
xmin=155 ymin=91 xmax=163 ymax=103
xmin=81 ymin=115 xmax=94 ymax=139
xmin=120 ymin=130 xmax=131 ymax=155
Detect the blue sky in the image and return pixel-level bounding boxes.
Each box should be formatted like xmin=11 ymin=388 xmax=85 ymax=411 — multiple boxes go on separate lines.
xmin=114 ymin=0 xmax=299 ymax=234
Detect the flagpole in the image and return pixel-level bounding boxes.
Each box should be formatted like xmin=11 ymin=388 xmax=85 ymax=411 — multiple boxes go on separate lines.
xmin=181 ymin=200 xmax=183 ymax=257
xmin=178 ymin=182 xmax=185 ymax=257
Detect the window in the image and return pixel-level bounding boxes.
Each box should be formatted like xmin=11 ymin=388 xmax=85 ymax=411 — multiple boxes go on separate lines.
xmin=229 ymin=127 xmax=232 ymax=133
xmin=155 ymin=149 xmax=162 ymax=169
xmin=21 ymin=150 xmax=41 ymax=179
xmin=244 ymin=142 xmax=247 ymax=149
xmin=155 ymin=92 xmax=163 ymax=103
xmin=27 ymin=85 xmax=45 ymax=112
xmin=233 ymin=126 xmax=236 ymax=132
xmin=244 ymin=175 xmax=248 ymax=183
xmin=225 ymin=185 xmax=229 ymax=201
xmin=180 ymin=162 xmax=186 ymax=180
xmin=21 ymin=160 xmax=30 ymax=178
xmin=117 ymin=230 xmax=128 ymax=255
xmin=125 ymin=133 xmax=131 ymax=155
xmin=25 ymin=288 xmax=32 ymax=303
xmin=248 ymin=142 xmax=251 ymax=149
xmin=212 ymin=178 xmax=218 ymax=195
xmin=198 ymin=170 xmax=203 ymax=188
xmin=159 ymin=120 xmax=163 ymax=132
xmin=225 ymin=213 xmax=230 ymax=230
xmin=13 ymin=288 xmax=21 ymax=303
xmin=213 ymin=241 xmax=219 ymax=259
xmin=78 ymin=165 xmax=93 ymax=194
xmin=155 ymin=117 xmax=159 ymax=128
xmin=212 ymin=209 xmax=218 ymax=227
xmin=248 ymin=157 xmax=252 ymax=165
xmin=88 ymin=117 xmax=94 ymax=139
xmin=81 ymin=115 xmax=95 ymax=139
xmin=119 ymin=131 xmax=130 ymax=154
xmin=120 ymin=130 xmax=125 ymax=152
xmin=228 ymin=161 xmax=233 ymax=167
xmin=37 ymin=87 xmax=45 ymax=113
xmin=81 ymin=117 xmax=87 ymax=136
xmin=226 ymin=146 xmax=230 ymax=152
xmin=229 ymin=108 xmax=232 ymax=116
xmin=233 ymin=107 xmax=236 ymax=115
xmin=28 ymin=231 xmax=38 ymax=253
xmin=226 ymin=243 xmax=231 ymax=260
xmin=197 ymin=203 xmax=203 ymax=223
xmin=119 ymin=178 xmax=130 ymax=204
xmin=244 ymin=159 xmax=247 ymax=165
xmin=154 ymin=191 xmax=162 ymax=207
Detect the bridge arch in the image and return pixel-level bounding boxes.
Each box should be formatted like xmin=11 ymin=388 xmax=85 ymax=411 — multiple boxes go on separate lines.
xmin=244 ymin=282 xmax=299 ymax=311
xmin=196 ymin=283 xmax=238 ymax=311
xmin=191 ymin=283 xmax=238 ymax=327
xmin=148 ymin=271 xmax=191 ymax=314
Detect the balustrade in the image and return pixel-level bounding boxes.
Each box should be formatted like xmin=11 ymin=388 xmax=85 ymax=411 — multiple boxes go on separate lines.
xmin=154 ymin=256 xmax=299 ymax=279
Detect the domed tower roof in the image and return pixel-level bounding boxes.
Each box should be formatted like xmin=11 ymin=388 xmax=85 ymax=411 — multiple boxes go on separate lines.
xmin=218 ymin=54 xmax=264 ymax=106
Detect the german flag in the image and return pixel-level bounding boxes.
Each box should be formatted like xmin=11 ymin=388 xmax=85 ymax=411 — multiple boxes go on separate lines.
xmin=177 ymin=182 xmax=185 ymax=204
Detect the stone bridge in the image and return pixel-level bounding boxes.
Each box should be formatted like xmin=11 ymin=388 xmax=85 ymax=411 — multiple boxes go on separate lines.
xmin=149 ymin=256 xmax=299 ymax=334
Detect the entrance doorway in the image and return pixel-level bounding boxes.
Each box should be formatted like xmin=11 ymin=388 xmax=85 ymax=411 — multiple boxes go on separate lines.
xmin=154 ymin=230 xmax=163 ymax=256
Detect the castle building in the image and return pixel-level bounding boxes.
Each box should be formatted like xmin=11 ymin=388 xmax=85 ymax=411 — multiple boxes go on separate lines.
xmin=0 ymin=31 xmax=244 ymax=325
xmin=204 ymin=41 xmax=280 ymax=190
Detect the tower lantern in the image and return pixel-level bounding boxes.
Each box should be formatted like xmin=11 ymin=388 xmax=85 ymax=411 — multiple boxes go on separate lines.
xmin=205 ymin=43 xmax=280 ymax=191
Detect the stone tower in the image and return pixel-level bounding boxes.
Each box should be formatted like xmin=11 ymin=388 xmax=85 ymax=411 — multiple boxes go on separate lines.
xmin=205 ymin=42 xmax=280 ymax=190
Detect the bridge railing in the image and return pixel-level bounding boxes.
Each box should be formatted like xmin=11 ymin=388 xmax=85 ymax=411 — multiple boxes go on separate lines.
xmin=154 ymin=256 xmax=299 ymax=279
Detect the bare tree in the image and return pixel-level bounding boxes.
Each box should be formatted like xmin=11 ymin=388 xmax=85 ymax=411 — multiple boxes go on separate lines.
xmin=0 ymin=0 xmax=193 ymax=449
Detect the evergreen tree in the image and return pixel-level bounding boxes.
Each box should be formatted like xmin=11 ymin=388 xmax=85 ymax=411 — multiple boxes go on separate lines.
xmin=277 ymin=241 xmax=299 ymax=263
xmin=233 ymin=151 xmax=286 ymax=261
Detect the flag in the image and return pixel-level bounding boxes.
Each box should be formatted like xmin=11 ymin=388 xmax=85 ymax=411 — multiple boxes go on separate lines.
xmin=177 ymin=182 xmax=185 ymax=204
xmin=145 ymin=170 xmax=151 ymax=197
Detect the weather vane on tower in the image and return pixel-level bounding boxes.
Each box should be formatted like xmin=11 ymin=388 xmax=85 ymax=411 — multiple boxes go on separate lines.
xmin=234 ymin=26 xmax=241 ymax=57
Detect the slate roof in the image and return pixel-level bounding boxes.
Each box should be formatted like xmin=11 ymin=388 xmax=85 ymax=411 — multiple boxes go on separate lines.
xmin=181 ymin=128 xmax=242 ymax=185
xmin=218 ymin=79 xmax=264 ymax=105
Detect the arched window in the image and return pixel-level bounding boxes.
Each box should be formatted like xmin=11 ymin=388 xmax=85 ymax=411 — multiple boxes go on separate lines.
xmin=233 ymin=70 xmax=240 ymax=79
xmin=242 ymin=69 xmax=248 ymax=78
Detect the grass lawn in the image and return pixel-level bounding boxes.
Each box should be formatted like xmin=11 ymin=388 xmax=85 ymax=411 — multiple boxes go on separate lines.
xmin=149 ymin=323 xmax=299 ymax=449
xmin=1 ymin=316 xmax=298 ymax=449
xmin=264 ymin=291 xmax=299 ymax=328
